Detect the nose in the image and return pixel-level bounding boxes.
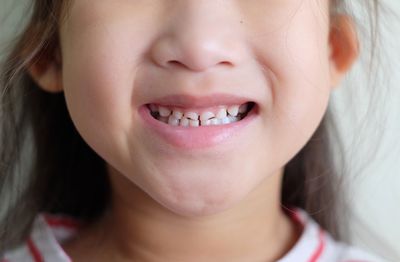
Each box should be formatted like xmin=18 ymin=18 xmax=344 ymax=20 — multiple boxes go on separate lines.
xmin=150 ymin=1 xmax=246 ymax=72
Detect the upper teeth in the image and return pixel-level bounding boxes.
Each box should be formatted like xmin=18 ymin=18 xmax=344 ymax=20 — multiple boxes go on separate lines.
xmin=149 ymin=103 xmax=250 ymax=127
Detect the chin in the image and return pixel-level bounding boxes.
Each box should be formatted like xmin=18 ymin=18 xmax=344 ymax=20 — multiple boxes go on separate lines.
xmin=157 ymin=193 xmax=241 ymax=218
xmin=145 ymin=168 xmax=255 ymax=218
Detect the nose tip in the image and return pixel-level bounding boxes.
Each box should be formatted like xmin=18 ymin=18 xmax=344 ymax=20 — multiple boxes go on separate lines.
xmin=149 ymin=1 xmax=247 ymax=73
xmin=151 ymin=37 xmax=239 ymax=72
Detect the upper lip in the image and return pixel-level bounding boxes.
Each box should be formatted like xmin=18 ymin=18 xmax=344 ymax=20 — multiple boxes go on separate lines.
xmin=146 ymin=93 xmax=255 ymax=108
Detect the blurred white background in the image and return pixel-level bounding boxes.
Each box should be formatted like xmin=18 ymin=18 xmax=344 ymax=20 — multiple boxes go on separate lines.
xmin=331 ymin=1 xmax=400 ymax=261
xmin=0 ymin=0 xmax=399 ymax=261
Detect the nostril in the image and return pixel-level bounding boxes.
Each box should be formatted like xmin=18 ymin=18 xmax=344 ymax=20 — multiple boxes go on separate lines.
xmin=220 ymin=61 xmax=233 ymax=67
xmin=167 ymin=60 xmax=185 ymax=69
xmin=169 ymin=60 xmax=180 ymax=65
xmin=166 ymin=60 xmax=233 ymax=71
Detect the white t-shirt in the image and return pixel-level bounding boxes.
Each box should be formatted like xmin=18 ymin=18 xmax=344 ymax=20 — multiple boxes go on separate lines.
xmin=2 ymin=208 xmax=386 ymax=262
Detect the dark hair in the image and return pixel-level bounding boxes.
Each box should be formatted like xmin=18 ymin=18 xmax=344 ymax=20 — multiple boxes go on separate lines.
xmin=0 ymin=0 xmax=380 ymax=253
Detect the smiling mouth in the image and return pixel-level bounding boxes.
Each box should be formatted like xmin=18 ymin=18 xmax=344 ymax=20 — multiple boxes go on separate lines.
xmin=146 ymin=102 xmax=256 ymax=127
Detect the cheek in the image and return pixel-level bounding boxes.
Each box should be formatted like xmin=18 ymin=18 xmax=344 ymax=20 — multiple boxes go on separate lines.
xmin=252 ymin=1 xmax=331 ymax=160
xmin=60 ymin=26 xmax=142 ymax=163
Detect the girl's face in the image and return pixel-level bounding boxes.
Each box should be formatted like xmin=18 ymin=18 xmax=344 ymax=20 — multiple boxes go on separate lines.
xmin=59 ymin=0 xmax=334 ymax=216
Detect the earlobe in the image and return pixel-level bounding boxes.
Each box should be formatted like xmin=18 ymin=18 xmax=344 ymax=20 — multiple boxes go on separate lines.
xmin=28 ymin=47 xmax=63 ymax=93
xmin=329 ymin=15 xmax=359 ymax=88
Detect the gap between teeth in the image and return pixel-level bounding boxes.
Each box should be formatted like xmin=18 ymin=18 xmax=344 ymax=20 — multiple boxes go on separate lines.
xmin=149 ymin=104 xmax=250 ymax=127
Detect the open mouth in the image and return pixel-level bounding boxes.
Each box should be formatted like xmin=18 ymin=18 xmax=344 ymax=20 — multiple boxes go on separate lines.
xmin=146 ymin=102 xmax=256 ymax=127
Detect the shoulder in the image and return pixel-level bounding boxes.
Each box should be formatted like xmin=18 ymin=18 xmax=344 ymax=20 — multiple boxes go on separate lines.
xmin=1 ymin=213 xmax=80 ymax=262
xmin=279 ymin=208 xmax=388 ymax=262
xmin=322 ymin=231 xmax=387 ymax=262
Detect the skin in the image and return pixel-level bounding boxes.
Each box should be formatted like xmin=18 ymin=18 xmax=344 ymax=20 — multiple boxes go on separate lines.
xmin=29 ymin=0 xmax=358 ymax=261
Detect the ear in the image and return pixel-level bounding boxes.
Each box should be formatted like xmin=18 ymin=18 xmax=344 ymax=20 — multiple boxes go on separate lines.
xmin=28 ymin=47 xmax=63 ymax=93
xmin=329 ymin=15 xmax=359 ymax=88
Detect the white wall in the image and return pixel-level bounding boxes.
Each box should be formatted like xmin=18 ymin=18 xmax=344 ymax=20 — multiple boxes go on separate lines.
xmin=0 ymin=0 xmax=399 ymax=260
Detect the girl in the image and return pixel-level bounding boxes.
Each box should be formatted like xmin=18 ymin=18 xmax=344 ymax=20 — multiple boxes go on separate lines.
xmin=0 ymin=0 xmax=389 ymax=261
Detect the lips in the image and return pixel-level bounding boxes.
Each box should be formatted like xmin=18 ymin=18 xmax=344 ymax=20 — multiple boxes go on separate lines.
xmin=138 ymin=94 xmax=259 ymax=149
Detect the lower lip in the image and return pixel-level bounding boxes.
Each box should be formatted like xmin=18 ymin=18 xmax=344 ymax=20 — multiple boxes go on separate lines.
xmin=138 ymin=105 xmax=258 ymax=150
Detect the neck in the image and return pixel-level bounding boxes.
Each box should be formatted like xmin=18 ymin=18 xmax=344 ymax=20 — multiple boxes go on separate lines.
xmin=64 ymin=167 xmax=299 ymax=262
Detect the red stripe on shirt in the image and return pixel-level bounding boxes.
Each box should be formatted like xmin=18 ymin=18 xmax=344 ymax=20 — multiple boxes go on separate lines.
xmin=308 ymin=228 xmax=325 ymax=262
xmin=44 ymin=214 xmax=81 ymax=229
xmin=282 ymin=206 xmax=304 ymax=226
xmin=27 ymin=238 xmax=44 ymax=262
